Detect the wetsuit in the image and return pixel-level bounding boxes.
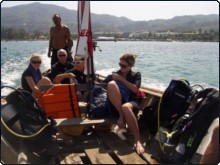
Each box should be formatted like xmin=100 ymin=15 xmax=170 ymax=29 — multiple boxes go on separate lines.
xmin=50 ymin=61 xmax=74 ymax=84
xmin=102 ymin=70 xmax=141 ymax=117
xmin=21 ymin=65 xmax=42 ymax=93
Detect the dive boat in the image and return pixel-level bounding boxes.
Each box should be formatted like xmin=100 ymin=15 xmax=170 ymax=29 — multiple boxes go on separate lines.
xmin=1 ymin=77 xmax=218 ymax=164
xmin=1 ymin=1 xmax=219 ymax=164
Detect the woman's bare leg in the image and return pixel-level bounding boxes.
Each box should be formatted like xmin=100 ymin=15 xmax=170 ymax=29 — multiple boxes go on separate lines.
xmin=107 ymin=81 xmax=125 ymax=128
xmin=122 ymin=103 xmax=145 ymax=154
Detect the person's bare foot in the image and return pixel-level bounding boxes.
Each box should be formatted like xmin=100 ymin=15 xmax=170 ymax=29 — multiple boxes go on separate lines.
xmin=136 ymin=141 xmax=145 ymax=154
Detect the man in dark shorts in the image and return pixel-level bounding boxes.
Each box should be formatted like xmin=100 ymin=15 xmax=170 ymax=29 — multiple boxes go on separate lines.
xmin=48 ymin=14 xmax=73 ymax=67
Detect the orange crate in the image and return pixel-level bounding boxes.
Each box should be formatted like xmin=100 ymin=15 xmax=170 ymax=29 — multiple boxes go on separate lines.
xmin=38 ymin=84 xmax=80 ymax=119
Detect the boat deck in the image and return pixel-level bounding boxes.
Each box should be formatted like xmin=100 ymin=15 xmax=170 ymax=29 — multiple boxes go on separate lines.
xmin=1 ymin=82 xmax=218 ymax=164
xmin=53 ymin=117 xmax=219 ymax=164
xmin=1 ymin=123 xmax=159 ymax=164
xmin=2 ymin=117 xmax=218 ymax=164
xmin=53 ymin=126 xmax=159 ymax=164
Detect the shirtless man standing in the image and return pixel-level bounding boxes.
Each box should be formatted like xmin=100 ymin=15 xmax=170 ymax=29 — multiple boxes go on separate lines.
xmin=48 ymin=14 xmax=73 ymax=67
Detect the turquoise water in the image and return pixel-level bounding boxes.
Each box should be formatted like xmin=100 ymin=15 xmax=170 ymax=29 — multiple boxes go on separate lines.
xmin=1 ymin=41 xmax=219 ymax=91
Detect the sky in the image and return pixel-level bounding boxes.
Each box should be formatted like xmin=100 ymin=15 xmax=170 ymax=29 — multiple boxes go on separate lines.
xmin=1 ymin=1 xmax=219 ymax=21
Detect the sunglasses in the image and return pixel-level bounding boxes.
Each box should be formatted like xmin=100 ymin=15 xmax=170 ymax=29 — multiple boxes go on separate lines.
xmin=31 ymin=60 xmax=42 ymax=64
xmin=119 ymin=62 xmax=129 ymax=69
xmin=73 ymin=61 xmax=84 ymax=64
xmin=59 ymin=54 xmax=66 ymax=57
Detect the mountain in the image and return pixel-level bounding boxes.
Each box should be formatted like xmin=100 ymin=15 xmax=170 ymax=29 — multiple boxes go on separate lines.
xmin=122 ymin=15 xmax=219 ymax=33
xmin=1 ymin=3 xmax=78 ymax=33
xmin=1 ymin=2 xmax=219 ymax=33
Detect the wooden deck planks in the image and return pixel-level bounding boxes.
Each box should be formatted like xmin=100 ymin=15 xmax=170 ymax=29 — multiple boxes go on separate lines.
xmin=96 ymin=131 xmax=147 ymax=164
xmin=142 ymin=153 xmax=159 ymax=164
xmin=85 ymin=148 xmax=116 ymax=164
xmin=59 ymin=153 xmax=84 ymax=164
xmin=122 ymin=129 xmax=159 ymax=164
xmin=83 ymin=132 xmax=117 ymax=164
xmin=57 ymin=128 xmax=117 ymax=164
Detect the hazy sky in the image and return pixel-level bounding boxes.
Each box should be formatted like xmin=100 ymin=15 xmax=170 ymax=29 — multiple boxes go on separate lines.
xmin=1 ymin=1 xmax=219 ymax=21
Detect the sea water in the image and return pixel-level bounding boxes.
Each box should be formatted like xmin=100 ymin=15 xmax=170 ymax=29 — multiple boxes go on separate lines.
xmin=1 ymin=41 xmax=219 ymax=92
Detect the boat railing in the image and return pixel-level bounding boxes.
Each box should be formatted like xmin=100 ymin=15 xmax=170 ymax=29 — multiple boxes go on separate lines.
xmin=96 ymin=73 xmax=164 ymax=97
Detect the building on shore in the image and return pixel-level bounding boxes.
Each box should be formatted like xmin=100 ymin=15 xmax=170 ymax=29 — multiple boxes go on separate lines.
xmin=96 ymin=36 xmax=117 ymax=42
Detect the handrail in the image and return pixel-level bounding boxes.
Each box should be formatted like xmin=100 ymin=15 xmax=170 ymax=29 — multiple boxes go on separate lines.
xmin=40 ymin=74 xmax=164 ymax=97
xmin=140 ymin=86 xmax=163 ymax=97
xmin=96 ymin=74 xmax=164 ymax=97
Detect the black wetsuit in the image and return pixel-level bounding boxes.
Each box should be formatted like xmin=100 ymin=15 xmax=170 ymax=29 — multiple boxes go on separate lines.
xmin=21 ymin=69 xmax=33 ymax=93
xmin=50 ymin=61 xmax=74 ymax=84
xmin=21 ymin=66 xmax=42 ymax=93
xmin=103 ymin=70 xmax=141 ymax=102
xmin=67 ymin=69 xmax=87 ymax=84
xmin=102 ymin=70 xmax=142 ymax=117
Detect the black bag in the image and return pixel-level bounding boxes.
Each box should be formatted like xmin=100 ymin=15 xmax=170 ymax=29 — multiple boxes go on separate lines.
xmin=161 ymin=88 xmax=219 ymax=163
xmin=2 ymin=86 xmax=58 ymax=156
xmin=87 ymin=85 xmax=109 ymax=118
xmin=138 ymin=100 xmax=159 ymax=135
xmin=158 ymin=79 xmax=196 ymax=129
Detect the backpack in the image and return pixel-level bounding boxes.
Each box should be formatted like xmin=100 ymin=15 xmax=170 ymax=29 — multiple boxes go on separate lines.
xmin=158 ymin=88 xmax=219 ymax=163
xmin=138 ymin=99 xmax=159 ymax=135
xmin=157 ymin=79 xmax=197 ymax=129
xmin=1 ymin=86 xmax=58 ymax=157
xmin=141 ymin=79 xmax=196 ymax=137
xmin=87 ymin=85 xmax=109 ymax=118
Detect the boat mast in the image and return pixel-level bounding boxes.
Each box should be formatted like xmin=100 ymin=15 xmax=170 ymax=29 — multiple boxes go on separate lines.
xmin=76 ymin=1 xmax=95 ymax=85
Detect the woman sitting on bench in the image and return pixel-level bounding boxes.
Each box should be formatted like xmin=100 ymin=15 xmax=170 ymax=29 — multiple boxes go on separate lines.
xmin=102 ymin=52 xmax=145 ymax=155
